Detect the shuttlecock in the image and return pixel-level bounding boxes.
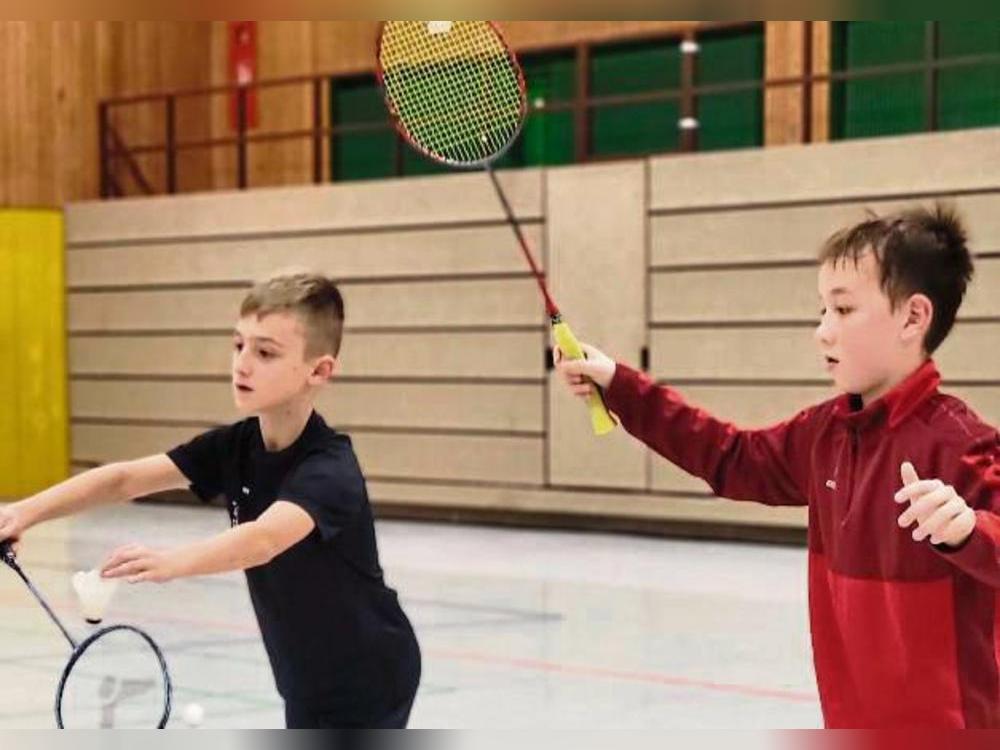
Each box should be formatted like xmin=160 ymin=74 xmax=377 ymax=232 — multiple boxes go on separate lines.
xmin=427 ymin=21 xmax=453 ymax=35
xmin=71 ymin=569 xmax=119 ymax=624
xmin=182 ymin=702 xmax=204 ymax=727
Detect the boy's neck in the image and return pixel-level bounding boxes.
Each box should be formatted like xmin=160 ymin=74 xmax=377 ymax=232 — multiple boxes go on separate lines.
xmin=858 ymin=353 xmax=929 ymax=407
xmin=257 ymin=397 xmax=316 ymax=452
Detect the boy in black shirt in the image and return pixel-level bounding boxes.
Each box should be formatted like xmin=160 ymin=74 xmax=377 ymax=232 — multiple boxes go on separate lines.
xmin=0 ymin=273 xmax=421 ymax=728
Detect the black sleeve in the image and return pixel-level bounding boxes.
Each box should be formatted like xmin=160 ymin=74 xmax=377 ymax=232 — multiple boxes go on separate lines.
xmin=166 ymin=424 xmax=235 ymax=502
xmin=278 ymin=450 xmax=366 ymax=542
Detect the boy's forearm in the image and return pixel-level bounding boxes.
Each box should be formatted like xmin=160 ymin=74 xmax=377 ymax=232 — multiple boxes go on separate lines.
xmin=604 ymin=363 xmax=808 ymax=506
xmin=169 ymin=523 xmax=277 ymax=578
xmin=18 ymin=464 xmax=128 ymax=528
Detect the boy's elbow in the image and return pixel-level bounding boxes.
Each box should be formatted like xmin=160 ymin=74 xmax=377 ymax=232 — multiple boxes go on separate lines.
xmin=248 ymin=523 xmax=283 ymax=566
xmin=103 ymin=462 xmax=132 ymax=503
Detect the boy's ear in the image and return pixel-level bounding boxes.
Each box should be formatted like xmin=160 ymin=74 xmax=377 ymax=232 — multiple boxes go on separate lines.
xmin=901 ymin=293 xmax=933 ymax=345
xmin=311 ymin=355 xmax=340 ymax=382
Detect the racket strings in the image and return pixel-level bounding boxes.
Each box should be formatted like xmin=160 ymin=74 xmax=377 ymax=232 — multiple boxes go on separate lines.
xmin=380 ymin=21 xmax=524 ymax=164
xmin=59 ymin=628 xmax=170 ymax=728
xmin=383 ymin=22 xmax=512 ymax=159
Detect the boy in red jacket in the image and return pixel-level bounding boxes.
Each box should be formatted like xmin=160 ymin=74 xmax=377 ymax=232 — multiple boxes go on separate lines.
xmin=558 ymin=205 xmax=1000 ymax=728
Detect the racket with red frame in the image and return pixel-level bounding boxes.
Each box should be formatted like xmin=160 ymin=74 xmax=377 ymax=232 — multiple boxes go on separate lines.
xmin=376 ymin=20 xmax=616 ymax=436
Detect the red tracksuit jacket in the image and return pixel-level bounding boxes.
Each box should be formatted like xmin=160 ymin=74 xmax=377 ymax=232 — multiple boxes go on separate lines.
xmin=604 ymin=359 xmax=1000 ymax=727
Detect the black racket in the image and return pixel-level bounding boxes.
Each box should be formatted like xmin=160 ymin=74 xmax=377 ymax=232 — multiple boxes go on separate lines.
xmin=1 ymin=540 xmax=172 ymax=728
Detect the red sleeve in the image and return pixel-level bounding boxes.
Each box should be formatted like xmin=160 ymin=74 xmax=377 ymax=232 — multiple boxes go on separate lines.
xmin=604 ymin=363 xmax=812 ymax=507
xmin=933 ymin=432 xmax=1000 ymax=587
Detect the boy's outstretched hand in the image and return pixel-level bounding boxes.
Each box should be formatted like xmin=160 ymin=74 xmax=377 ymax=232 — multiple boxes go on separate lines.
xmin=0 ymin=504 xmax=27 ymax=554
xmin=554 ymin=342 xmax=616 ymax=398
xmin=101 ymin=544 xmax=179 ymax=584
xmin=896 ymin=461 xmax=976 ymax=548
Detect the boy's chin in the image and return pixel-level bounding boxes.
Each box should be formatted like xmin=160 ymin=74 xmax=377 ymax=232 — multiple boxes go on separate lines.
xmin=233 ymin=394 xmax=264 ymax=415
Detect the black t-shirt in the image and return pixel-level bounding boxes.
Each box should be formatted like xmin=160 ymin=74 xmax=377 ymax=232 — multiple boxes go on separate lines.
xmin=167 ymin=411 xmax=420 ymax=716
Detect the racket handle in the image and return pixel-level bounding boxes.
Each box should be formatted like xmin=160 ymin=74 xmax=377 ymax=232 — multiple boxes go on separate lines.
xmin=0 ymin=540 xmax=15 ymax=568
xmin=551 ymin=319 xmax=617 ymax=436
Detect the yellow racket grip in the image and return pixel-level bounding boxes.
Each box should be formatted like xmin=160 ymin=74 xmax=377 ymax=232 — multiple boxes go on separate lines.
xmin=551 ymin=319 xmax=617 ymax=436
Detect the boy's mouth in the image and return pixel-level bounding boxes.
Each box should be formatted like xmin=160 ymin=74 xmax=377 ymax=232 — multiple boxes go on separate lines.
xmin=824 ymin=356 xmax=840 ymax=370
xmin=235 ymin=383 xmax=254 ymax=393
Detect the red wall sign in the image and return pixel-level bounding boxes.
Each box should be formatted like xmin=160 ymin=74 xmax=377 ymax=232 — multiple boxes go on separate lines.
xmin=229 ymin=21 xmax=259 ymax=130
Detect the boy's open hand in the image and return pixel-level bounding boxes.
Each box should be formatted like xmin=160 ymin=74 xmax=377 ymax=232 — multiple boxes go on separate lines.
xmin=554 ymin=342 xmax=616 ymax=397
xmin=101 ymin=544 xmax=180 ymax=584
xmin=896 ymin=461 xmax=976 ymax=547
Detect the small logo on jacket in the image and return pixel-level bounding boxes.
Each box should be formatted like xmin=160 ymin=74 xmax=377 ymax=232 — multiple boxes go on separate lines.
xmin=825 ymin=479 xmax=837 ymax=490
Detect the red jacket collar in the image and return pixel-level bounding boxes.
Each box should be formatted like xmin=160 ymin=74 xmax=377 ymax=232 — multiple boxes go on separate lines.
xmin=833 ymin=359 xmax=941 ymax=431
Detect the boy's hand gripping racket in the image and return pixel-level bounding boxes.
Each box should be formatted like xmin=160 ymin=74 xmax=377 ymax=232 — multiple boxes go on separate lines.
xmin=376 ymin=20 xmax=617 ymax=436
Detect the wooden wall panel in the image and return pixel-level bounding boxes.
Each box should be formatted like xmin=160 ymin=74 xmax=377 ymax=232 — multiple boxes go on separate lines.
xmin=765 ymin=21 xmax=807 ymax=147
xmin=66 ymin=225 xmax=542 ymax=287
xmin=365 ymin=479 xmax=807 ymax=530
xmin=764 ymin=22 xmax=832 ymax=146
xmin=71 ymin=380 xmax=544 ymax=433
xmin=651 ymin=324 xmax=1000 ymax=382
xmin=650 ymin=258 xmax=1000 ymax=322
xmin=71 ymin=422 xmax=543 ymax=485
xmin=68 ymin=279 xmax=543 ymax=332
xmin=652 ymin=193 xmax=1000 ymax=269
xmin=69 ymin=331 xmax=544 ymax=380
xmin=650 ymin=129 xmax=1000 ymax=211
xmin=0 ymin=22 xmax=212 ymax=207
xmin=1 ymin=23 xmax=90 ymax=207
xmin=547 ymin=161 xmax=648 ymax=490
xmin=66 ymin=169 xmax=542 ymax=243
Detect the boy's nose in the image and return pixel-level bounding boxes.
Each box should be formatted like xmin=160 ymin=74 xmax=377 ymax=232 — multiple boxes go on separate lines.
xmin=233 ymin=350 xmax=252 ymax=375
xmin=814 ymin=319 xmax=834 ymax=346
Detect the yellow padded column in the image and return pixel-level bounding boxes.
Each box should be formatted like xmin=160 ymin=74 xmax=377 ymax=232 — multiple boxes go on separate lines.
xmin=0 ymin=210 xmax=68 ymax=499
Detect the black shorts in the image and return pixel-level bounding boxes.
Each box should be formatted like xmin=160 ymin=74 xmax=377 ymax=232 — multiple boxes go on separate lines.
xmin=284 ymin=692 xmax=416 ymax=729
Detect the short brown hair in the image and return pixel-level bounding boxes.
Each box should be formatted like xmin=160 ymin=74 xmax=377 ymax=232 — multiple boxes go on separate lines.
xmin=818 ymin=204 xmax=974 ymax=354
xmin=240 ymin=272 xmax=345 ymax=357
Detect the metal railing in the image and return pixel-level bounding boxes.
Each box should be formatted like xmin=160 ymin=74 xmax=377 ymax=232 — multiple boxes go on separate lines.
xmin=97 ymin=22 xmax=1000 ymax=198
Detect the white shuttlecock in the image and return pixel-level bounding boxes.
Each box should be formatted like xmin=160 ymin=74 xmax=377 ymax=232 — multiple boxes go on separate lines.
xmin=71 ymin=569 xmax=119 ymax=624
xmin=182 ymin=702 xmax=204 ymax=727
xmin=427 ymin=21 xmax=453 ymax=35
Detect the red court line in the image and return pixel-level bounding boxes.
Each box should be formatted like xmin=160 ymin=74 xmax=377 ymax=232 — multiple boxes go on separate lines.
xmin=4 ymin=599 xmax=816 ymax=704
xmin=427 ymin=647 xmax=818 ymax=703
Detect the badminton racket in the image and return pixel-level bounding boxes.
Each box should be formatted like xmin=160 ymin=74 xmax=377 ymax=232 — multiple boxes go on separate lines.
xmin=376 ymin=20 xmax=616 ymax=435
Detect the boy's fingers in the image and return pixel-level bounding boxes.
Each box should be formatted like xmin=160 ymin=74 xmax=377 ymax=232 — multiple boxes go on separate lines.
xmin=900 ymin=461 xmax=920 ymax=486
xmin=559 ymin=360 xmax=597 ymax=381
xmin=104 ymin=559 xmax=146 ymax=579
xmin=101 ymin=547 xmax=141 ymax=573
xmin=894 ymin=478 xmax=944 ymax=503
xmin=932 ymin=507 xmax=976 ymax=546
xmin=913 ymin=498 xmax=966 ymax=541
xmin=898 ymin=486 xmax=951 ymax=527
xmin=0 ymin=515 xmax=18 ymax=541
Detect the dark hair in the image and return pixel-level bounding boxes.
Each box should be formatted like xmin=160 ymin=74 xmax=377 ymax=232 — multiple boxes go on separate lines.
xmin=240 ymin=272 xmax=345 ymax=357
xmin=818 ymin=204 xmax=974 ymax=354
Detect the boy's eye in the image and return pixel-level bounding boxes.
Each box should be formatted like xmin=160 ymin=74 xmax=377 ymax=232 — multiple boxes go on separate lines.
xmin=836 ymin=306 xmax=853 ymax=315
xmin=234 ymin=341 xmax=244 ymax=352
xmin=259 ymin=349 xmax=275 ymax=359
